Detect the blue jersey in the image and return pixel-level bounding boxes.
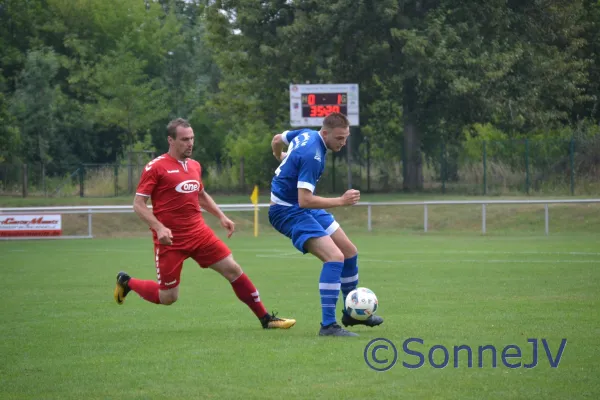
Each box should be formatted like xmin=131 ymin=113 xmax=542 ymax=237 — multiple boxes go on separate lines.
xmin=270 ymin=129 xmax=327 ymax=206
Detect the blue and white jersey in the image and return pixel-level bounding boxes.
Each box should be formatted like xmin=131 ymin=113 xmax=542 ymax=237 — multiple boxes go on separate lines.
xmin=270 ymin=129 xmax=327 ymax=206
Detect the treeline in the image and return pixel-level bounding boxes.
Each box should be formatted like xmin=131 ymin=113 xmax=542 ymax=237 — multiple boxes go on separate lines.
xmin=2 ymin=0 xmax=599 ymax=190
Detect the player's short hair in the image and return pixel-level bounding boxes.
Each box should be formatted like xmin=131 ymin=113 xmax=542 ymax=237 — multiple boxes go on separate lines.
xmin=322 ymin=112 xmax=350 ymax=130
xmin=167 ymin=118 xmax=191 ymax=139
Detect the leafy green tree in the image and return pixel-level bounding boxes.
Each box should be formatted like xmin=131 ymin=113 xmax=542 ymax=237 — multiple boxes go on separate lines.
xmin=0 ymin=85 xmax=20 ymax=163
xmin=88 ymin=43 xmax=168 ymax=155
xmin=1 ymin=0 xmax=597 ymax=195
xmin=10 ymin=48 xmax=63 ymax=164
xmin=0 ymin=0 xmax=48 ymax=91
xmin=575 ymin=0 xmax=600 ymax=121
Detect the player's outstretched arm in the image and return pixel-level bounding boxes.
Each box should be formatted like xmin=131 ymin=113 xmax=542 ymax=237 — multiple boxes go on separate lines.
xmin=133 ymin=195 xmax=173 ymax=244
xmin=298 ymin=188 xmax=360 ymax=209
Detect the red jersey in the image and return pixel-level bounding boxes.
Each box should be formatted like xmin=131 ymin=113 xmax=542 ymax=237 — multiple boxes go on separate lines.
xmin=136 ymin=153 xmax=207 ymax=244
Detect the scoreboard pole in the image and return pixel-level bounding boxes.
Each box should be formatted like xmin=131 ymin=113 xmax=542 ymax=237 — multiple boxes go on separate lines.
xmin=347 ymin=129 xmax=353 ymax=189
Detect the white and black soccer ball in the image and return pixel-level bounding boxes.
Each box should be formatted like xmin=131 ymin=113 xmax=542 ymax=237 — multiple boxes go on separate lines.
xmin=345 ymin=287 xmax=378 ymax=321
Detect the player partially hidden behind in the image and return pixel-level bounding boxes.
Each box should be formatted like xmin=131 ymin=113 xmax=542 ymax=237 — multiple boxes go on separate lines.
xmin=268 ymin=112 xmax=383 ymax=337
xmin=114 ymin=118 xmax=295 ymax=330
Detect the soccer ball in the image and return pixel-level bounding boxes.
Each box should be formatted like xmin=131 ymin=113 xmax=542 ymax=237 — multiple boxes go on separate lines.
xmin=345 ymin=287 xmax=378 ymax=321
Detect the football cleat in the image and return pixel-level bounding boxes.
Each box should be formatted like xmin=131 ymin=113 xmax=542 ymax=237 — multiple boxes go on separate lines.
xmin=341 ymin=312 xmax=384 ymax=328
xmin=114 ymin=271 xmax=132 ymax=305
xmin=319 ymin=323 xmax=359 ymax=337
xmin=261 ymin=312 xmax=296 ymax=329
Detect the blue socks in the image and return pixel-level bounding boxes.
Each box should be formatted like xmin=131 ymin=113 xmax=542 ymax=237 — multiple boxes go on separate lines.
xmin=319 ymin=261 xmax=344 ymax=326
xmin=319 ymin=255 xmax=359 ymax=326
xmin=341 ymin=255 xmax=359 ymax=305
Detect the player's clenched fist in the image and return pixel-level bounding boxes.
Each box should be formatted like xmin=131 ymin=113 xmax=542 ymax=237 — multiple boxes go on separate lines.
xmin=341 ymin=189 xmax=360 ymax=206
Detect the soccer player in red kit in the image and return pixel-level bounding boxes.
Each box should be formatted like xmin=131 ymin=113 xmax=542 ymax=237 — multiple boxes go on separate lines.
xmin=113 ymin=118 xmax=296 ymax=329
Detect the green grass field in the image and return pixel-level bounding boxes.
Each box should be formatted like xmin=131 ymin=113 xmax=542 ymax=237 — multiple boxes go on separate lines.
xmin=1 ymin=230 xmax=599 ymax=399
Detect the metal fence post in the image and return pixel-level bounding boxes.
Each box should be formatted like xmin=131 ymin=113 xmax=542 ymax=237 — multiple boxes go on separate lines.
xmin=424 ymin=204 xmax=428 ymax=233
xmin=441 ymin=141 xmax=446 ymax=194
xmin=482 ymin=203 xmax=487 ymax=234
xmin=545 ymin=204 xmax=549 ymax=236
xmin=482 ymin=141 xmax=487 ymax=195
xmin=367 ymin=204 xmax=372 ymax=232
xmin=525 ymin=138 xmax=530 ymax=194
xmin=366 ymin=139 xmax=371 ymax=192
xmin=22 ymin=163 xmax=28 ymax=198
xmin=114 ymin=164 xmax=119 ymax=197
xmin=88 ymin=209 xmax=93 ymax=238
xmin=570 ymin=138 xmax=575 ymax=196
xmin=42 ymin=163 xmax=47 ymax=197
xmin=79 ymin=164 xmax=85 ymax=198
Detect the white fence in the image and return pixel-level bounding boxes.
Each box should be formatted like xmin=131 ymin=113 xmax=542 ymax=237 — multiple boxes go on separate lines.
xmin=1 ymin=199 xmax=599 ymax=240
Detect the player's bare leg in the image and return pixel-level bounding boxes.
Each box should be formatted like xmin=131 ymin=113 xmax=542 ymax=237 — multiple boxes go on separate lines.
xmin=159 ymin=287 xmax=179 ymax=305
xmin=208 ymin=255 xmax=296 ymax=329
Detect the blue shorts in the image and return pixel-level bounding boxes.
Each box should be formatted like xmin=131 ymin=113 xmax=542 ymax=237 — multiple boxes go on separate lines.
xmin=268 ymin=205 xmax=340 ymax=254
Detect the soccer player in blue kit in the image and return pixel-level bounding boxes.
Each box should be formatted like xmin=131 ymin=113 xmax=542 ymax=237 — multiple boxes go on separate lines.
xmin=269 ymin=112 xmax=384 ymax=337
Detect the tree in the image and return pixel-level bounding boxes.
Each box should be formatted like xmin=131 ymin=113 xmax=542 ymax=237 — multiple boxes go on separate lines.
xmin=205 ymin=0 xmax=593 ymax=191
xmin=10 ymin=48 xmax=63 ymax=164
xmin=0 ymin=0 xmax=49 ymax=92
xmin=0 ymin=84 xmax=20 ymax=163
xmin=89 ymin=44 xmax=168 ymax=154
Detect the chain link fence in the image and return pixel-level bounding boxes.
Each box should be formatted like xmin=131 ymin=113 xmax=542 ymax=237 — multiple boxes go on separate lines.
xmin=1 ymin=136 xmax=598 ymax=197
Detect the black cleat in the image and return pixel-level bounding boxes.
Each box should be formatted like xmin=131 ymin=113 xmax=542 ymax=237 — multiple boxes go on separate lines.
xmin=260 ymin=312 xmax=296 ymax=329
xmin=114 ymin=271 xmax=131 ymax=305
xmin=319 ymin=323 xmax=359 ymax=337
xmin=342 ymin=312 xmax=384 ymax=328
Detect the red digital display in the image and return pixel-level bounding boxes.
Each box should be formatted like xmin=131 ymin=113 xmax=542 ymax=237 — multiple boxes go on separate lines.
xmin=301 ymin=93 xmax=347 ymax=118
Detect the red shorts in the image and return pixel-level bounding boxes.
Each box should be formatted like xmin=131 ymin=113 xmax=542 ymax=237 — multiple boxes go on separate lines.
xmin=153 ymin=229 xmax=231 ymax=290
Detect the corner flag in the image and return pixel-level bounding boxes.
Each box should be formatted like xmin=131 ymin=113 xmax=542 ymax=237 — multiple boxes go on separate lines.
xmin=250 ymin=185 xmax=259 ymax=237
xmin=250 ymin=185 xmax=259 ymax=205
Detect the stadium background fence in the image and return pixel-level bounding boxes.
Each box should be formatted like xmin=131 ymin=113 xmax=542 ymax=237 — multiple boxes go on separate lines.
xmin=1 ymin=137 xmax=599 ymax=197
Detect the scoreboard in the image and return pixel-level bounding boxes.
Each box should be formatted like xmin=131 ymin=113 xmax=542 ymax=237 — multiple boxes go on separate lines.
xmin=289 ymin=83 xmax=359 ymax=127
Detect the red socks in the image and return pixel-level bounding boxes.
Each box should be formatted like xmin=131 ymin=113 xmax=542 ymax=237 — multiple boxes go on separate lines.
xmin=128 ymin=278 xmax=161 ymax=304
xmin=128 ymin=273 xmax=267 ymax=317
xmin=230 ymin=273 xmax=268 ymax=318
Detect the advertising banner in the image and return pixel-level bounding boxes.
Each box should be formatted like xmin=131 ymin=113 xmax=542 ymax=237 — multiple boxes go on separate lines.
xmin=0 ymin=215 xmax=62 ymax=237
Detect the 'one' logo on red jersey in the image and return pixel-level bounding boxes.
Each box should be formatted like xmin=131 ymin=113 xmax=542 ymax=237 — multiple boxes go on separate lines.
xmin=175 ymin=180 xmax=200 ymax=193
